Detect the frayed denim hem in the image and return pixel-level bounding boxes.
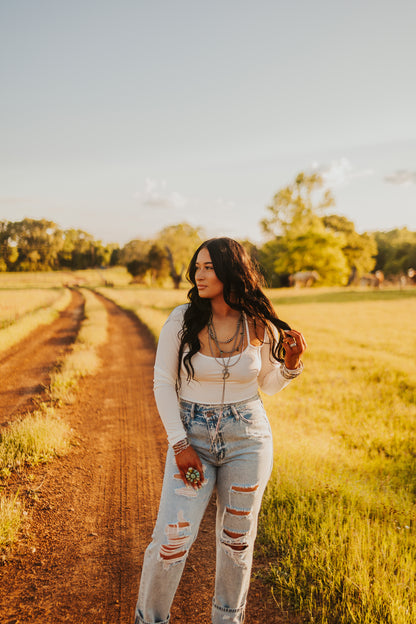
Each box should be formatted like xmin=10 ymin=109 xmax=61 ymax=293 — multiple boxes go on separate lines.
xmin=134 ymin=609 xmax=170 ymax=624
xmin=212 ymin=599 xmax=246 ymax=623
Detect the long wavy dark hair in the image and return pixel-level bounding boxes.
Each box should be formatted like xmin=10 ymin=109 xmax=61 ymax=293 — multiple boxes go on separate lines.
xmin=177 ymin=237 xmax=291 ymax=384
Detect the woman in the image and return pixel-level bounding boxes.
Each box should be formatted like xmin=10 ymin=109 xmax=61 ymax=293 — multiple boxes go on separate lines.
xmin=134 ymin=237 xmax=306 ymax=624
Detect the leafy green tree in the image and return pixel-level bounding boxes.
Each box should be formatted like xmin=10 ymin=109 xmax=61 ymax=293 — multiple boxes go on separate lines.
xmin=0 ymin=220 xmax=118 ymax=271
xmin=120 ymin=239 xmax=152 ymax=283
xmin=7 ymin=218 xmax=64 ymax=271
xmin=374 ymin=228 xmax=416 ymax=275
xmin=120 ymin=239 xmax=152 ymax=266
xmin=58 ymin=229 xmax=96 ymax=269
xmin=121 ymin=240 xmax=170 ymax=284
xmin=108 ymin=244 xmax=121 ymax=266
xmin=93 ymin=241 xmax=114 ymax=267
xmin=257 ymin=240 xmax=287 ymax=287
xmin=156 ymin=223 xmax=203 ymax=288
xmin=267 ymin=222 xmax=349 ymax=286
xmin=261 ymin=173 xmax=351 ymax=285
xmin=323 ymin=215 xmax=377 ymax=283
xmin=0 ymin=221 xmax=10 ymax=271
xmin=126 ymin=259 xmax=149 ymax=281
xmin=147 ymin=243 xmax=170 ymax=284
xmin=259 ymin=172 xmax=382 ymax=286
xmin=261 ymin=172 xmax=334 ymax=238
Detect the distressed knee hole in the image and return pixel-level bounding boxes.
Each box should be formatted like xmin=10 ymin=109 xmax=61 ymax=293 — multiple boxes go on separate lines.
xmin=226 ymin=506 xmax=250 ymax=516
xmin=223 ymin=529 xmax=248 ymax=550
xmin=159 ymin=510 xmax=191 ymax=568
xmin=221 ymin=529 xmax=250 ymax=565
xmin=223 ymin=481 xmax=259 ymax=547
xmin=223 ymin=529 xmax=244 ymax=539
xmin=231 ymin=483 xmax=259 ymax=493
xmin=160 ymin=547 xmax=187 ymax=560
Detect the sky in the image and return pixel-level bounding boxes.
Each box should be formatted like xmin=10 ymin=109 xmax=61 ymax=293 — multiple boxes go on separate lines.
xmin=1 ymin=0 xmax=415 ymax=246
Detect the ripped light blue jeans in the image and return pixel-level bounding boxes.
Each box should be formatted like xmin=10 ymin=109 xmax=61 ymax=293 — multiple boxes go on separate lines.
xmin=134 ymin=394 xmax=273 ymax=624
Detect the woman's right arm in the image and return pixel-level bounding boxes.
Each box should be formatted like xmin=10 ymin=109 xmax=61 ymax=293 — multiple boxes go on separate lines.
xmin=154 ymin=305 xmax=204 ymax=488
xmin=153 ymin=306 xmax=188 ymax=446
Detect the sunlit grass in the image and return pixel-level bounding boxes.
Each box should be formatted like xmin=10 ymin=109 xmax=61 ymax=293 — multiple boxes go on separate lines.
xmin=102 ymin=285 xmax=416 ymax=624
xmin=49 ymin=289 xmax=107 ymax=403
xmin=0 ymin=266 xmax=130 ymax=289
xmin=258 ymin=292 xmax=416 ymax=624
xmin=268 ymin=285 xmax=416 ymax=305
xmin=0 ymin=271 xmax=73 ymax=288
xmin=0 ymin=492 xmax=22 ymax=550
xmin=0 ymin=288 xmax=72 ymax=354
xmin=0 ymin=406 xmax=71 ymax=477
xmin=0 ymin=288 xmax=63 ymax=327
xmin=76 ymin=289 xmax=108 ymax=347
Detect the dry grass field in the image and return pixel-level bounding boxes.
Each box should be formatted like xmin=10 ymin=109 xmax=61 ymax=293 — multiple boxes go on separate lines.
xmin=0 ymin=266 xmax=130 ymax=291
xmin=0 ymin=289 xmax=63 ymax=328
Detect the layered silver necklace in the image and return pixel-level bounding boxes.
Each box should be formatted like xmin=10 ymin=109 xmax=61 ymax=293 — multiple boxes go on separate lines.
xmin=207 ymin=312 xmax=245 ymax=443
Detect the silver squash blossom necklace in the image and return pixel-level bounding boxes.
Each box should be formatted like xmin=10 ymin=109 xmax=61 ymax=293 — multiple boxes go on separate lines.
xmin=207 ymin=312 xmax=245 ymax=443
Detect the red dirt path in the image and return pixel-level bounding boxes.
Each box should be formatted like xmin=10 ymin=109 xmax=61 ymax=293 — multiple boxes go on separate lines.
xmin=0 ymin=289 xmax=84 ymax=428
xmin=0 ymin=294 xmax=300 ymax=624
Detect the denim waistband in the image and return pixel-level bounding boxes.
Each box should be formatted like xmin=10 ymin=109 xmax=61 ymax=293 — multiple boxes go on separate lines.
xmin=179 ymin=393 xmax=260 ymax=409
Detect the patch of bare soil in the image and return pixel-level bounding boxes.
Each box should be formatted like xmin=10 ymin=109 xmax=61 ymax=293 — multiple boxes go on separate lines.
xmin=0 ymin=289 xmax=84 ymax=428
xmin=0 ymin=295 xmax=300 ymax=623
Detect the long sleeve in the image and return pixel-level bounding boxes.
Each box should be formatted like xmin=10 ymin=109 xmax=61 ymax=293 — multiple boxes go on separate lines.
xmin=153 ymin=305 xmax=188 ymax=446
xmin=257 ymin=327 xmax=292 ymax=395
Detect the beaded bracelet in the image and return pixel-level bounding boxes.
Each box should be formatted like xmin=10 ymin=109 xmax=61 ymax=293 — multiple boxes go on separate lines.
xmin=282 ymin=360 xmax=304 ymax=380
xmin=173 ymin=438 xmax=190 ymax=456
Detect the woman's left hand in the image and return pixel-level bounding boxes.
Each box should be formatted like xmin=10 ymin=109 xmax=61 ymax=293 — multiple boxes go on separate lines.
xmin=283 ymin=329 xmax=307 ymax=370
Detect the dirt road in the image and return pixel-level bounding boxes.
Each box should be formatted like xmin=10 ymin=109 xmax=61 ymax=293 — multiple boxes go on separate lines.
xmin=0 ymin=295 xmax=297 ymax=624
xmin=0 ymin=289 xmax=84 ymax=428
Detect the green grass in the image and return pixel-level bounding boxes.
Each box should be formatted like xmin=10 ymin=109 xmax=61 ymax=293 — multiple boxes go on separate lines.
xmin=0 ymin=406 xmax=71 ymax=477
xmin=0 ymin=492 xmax=22 ymax=550
xmin=98 ymin=285 xmax=416 ymax=624
xmin=259 ymin=291 xmax=416 ymax=624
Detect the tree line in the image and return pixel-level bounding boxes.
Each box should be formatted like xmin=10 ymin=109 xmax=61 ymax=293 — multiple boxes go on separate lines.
xmin=0 ymin=219 xmax=120 ymax=272
xmin=1 ymin=172 xmax=415 ymax=287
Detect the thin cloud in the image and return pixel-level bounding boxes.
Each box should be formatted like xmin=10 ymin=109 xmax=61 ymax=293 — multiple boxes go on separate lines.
xmin=384 ymin=170 xmax=416 ymax=186
xmin=311 ymin=158 xmax=374 ymax=187
xmin=133 ymin=179 xmax=188 ymax=210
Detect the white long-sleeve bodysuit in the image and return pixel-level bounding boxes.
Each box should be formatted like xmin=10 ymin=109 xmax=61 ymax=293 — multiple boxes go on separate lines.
xmin=154 ymin=304 xmax=293 ymax=445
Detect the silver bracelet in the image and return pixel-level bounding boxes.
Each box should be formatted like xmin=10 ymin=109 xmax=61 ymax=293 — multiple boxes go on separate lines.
xmin=282 ymin=360 xmax=304 ymax=380
xmin=173 ymin=438 xmax=190 ymax=455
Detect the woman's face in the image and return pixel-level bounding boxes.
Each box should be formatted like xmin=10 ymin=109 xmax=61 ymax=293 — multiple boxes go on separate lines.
xmin=194 ymin=247 xmax=224 ymax=300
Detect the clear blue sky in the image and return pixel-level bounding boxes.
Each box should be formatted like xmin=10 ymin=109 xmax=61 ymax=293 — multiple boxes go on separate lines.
xmin=1 ymin=0 xmax=415 ymax=245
